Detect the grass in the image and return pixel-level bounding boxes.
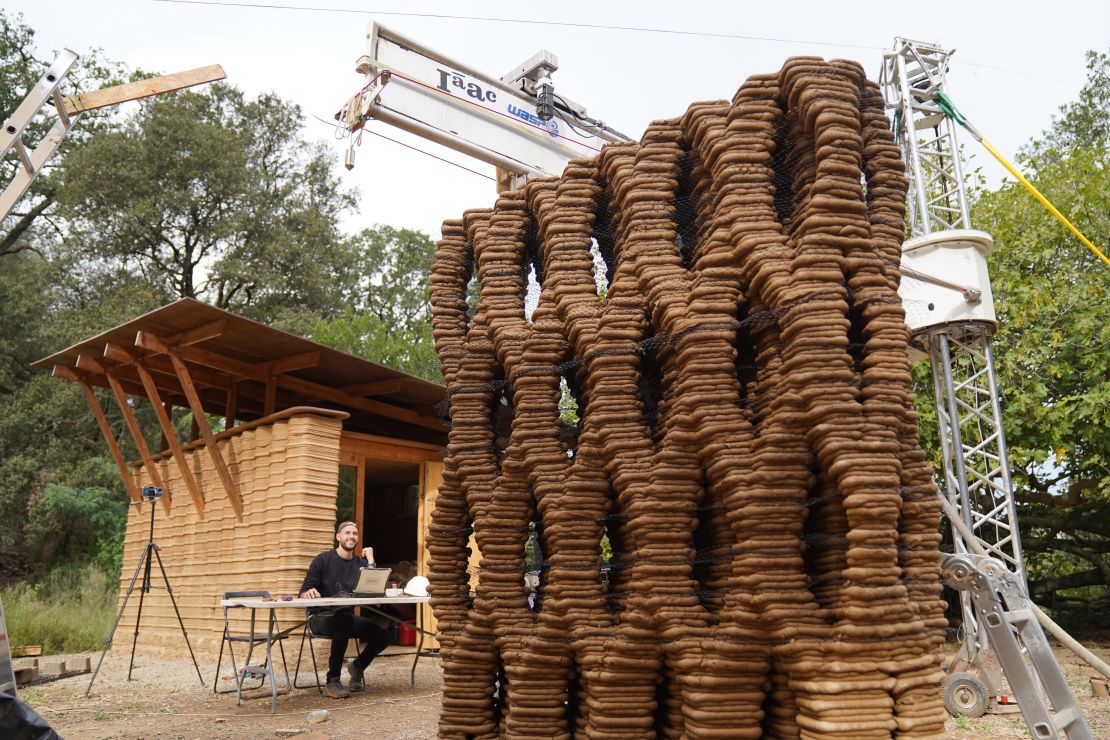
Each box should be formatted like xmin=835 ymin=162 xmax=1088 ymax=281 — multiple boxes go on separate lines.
xmin=0 ymin=565 xmax=118 ymax=653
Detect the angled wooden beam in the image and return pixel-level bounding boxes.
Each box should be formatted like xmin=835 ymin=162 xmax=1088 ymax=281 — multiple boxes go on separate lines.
xmin=133 ymin=360 xmax=205 ymax=517
xmin=104 ymin=369 xmax=171 ymax=512
xmin=63 ymin=64 xmax=226 ymax=115
xmin=160 ymin=402 xmax=172 ymax=452
xmin=105 ymin=341 xmax=266 ymax=413
xmin=279 ymin=373 xmax=445 ymax=431
xmin=170 ymin=318 xmax=227 ymax=348
xmin=134 ymin=331 xmax=172 ymax=356
xmin=136 ymin=331 xmax=447 ymax=431
xmin=265 ymin=350 xmax=321 ymax=375
xmin=53 ymin=365 xmax=141 ymax=503
xmin=166 ymin=350 xmax=243 ymax=519
xmin=342 ymin=378 xmax=404 ymax=397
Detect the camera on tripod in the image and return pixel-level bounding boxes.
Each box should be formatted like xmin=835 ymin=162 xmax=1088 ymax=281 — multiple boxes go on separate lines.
xmin=141 ymin=485 xmax=163 ymax=501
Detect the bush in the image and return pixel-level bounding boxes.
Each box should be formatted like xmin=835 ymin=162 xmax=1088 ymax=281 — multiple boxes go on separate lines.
xmin=0 ymin=565 xmax=118 ymax=653
xmin=24 ymin=481 xmax=128 ymax=577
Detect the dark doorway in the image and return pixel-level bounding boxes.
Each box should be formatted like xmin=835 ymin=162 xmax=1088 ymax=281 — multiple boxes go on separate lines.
xmin=360 ymin=459 xmax=421 ymax=568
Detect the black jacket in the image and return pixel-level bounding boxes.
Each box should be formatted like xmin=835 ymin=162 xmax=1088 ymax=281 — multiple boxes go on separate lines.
xmin=300 ymin=549 xmax=368 ymax=614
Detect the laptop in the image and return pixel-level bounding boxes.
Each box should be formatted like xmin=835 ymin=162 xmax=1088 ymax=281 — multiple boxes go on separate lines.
xmin=344 ymin=567 xmax=392 ymax=597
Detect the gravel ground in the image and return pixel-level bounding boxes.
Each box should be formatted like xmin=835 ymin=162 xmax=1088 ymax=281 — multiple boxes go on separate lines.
xmin=19 ymin=640 xmax=1110 ymax=738
xmin=20 ymin=646 xmax=442 ymax=739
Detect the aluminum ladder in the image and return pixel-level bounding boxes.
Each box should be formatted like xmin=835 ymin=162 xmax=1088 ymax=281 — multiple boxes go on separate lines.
xmin=0 ymin=49 xmax=80 ymax=222
xmin=944 ymin=554 xmax=1093 ymax=739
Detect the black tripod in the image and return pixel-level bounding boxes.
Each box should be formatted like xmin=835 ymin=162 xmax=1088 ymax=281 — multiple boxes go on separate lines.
xmin=86 ymin=488 xmax=203 ymax=696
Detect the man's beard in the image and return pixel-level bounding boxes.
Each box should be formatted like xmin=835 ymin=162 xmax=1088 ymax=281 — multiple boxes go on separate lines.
xmin=340 ymin=541 xmax=356 ymax=552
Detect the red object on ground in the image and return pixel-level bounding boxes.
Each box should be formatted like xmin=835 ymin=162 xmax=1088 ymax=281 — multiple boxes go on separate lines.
xmin=398 ymin=620 xmax=416 ymax=646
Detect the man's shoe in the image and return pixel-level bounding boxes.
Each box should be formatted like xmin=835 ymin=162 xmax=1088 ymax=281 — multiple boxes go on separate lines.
xmin=347 ymin=658 xmax=365 ymax=691
xmin=325 ymin=679 xmax=350 ymax=699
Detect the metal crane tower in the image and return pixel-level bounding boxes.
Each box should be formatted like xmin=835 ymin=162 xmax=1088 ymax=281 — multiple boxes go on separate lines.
xmin=881 ymin=36 xmax=1039 ymax=716
xmin=881 ymin=39 xmax=1027 ymax=581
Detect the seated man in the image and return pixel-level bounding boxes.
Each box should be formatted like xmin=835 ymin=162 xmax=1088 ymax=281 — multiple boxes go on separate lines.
xmin=300 ymin=521 xmax=391 ymax=698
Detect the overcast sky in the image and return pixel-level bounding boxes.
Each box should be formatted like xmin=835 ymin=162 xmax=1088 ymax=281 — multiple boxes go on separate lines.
xmin=8 ymin=0 xmax=1108 ymax=237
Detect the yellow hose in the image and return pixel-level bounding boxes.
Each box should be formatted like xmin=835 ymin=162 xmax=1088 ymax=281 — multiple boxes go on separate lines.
xmin=979 ymin=137 xmax=1110 ymax=267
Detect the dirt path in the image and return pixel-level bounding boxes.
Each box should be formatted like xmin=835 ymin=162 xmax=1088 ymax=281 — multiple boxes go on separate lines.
xmin=22 ymin=647 xmax=442 ymax=739
xmin=20 ymin=641 xmax=1110 ymax=738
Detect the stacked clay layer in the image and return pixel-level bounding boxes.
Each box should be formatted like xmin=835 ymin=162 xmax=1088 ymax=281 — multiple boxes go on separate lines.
xmin=427 ymin=56 xmax=947 ymax=739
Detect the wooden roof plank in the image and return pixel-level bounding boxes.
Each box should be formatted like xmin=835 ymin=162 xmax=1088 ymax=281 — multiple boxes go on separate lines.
xmin=132 ymin=360 xmax=206 ymax=517
xmin=342 ymin=378 xmax=404 ymax=397
xmin=33 ymin=298 xmax=448 ymax=411
xmin=53 ymin=367 xmax=141 ymax=503
xmin=166 ymin=349 xmax=244 ymax=520
xmin=137 ymin=331 xmax=445 ymax=432
xmin=103 ymin=341 xmax=268 ymax=415
xmin=170 ymin=318 xmax=226 ymax=348
xmin=104 ymin=369 xmax=172 ymax=510
xmin=75 ymin=353 xmax=107 ymax=375
xmin=266 ymin=350 xmax=321 ymax=375
xmin=278 ymin=374 xmax=446 ymax=432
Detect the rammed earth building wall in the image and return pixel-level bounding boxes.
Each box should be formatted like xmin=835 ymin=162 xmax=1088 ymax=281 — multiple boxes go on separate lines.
xmin=114 ymin=410 xmax=345 ymax=660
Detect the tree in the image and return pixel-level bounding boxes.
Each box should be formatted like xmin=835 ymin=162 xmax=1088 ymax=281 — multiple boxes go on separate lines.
xmin=969 ymin=49 xmax=1110 ymax=616
xmin=0 ymin=10 xmax=127 ymax=259
xmin=310 ymin=225 xmax=440 ymax=381
xmin=56 ymin=83 xmax=360 ymax=321
xmin=1022 ymin=50 xmax=1110 ymax=163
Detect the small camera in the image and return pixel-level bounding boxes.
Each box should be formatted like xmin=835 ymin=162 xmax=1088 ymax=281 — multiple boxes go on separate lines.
xmin=141 ymin=486 xmax=163 ymax=501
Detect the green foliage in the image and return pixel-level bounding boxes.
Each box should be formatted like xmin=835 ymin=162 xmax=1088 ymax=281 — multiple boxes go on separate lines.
xmin=353 ymin=225 xmax=437 ymax=327
xmin=24 ymin=480 xmax=129 ymax=576
xmin=309 ymin=225 xmax=442 ymax=381
xmin=0 ymin=10 xmax=128 ymax=258
xmin=57 ymin=83 xmax=358 ymax=317
xmin=968 ymin=49 xmax=1110 ymax=606
xmin=0 ymin=565 xmax=118 ymax=652
xmin=1022 ymin=49 xmax=1110 ymax=163
xmin=311 ymin=309 xmax=440 ymax=382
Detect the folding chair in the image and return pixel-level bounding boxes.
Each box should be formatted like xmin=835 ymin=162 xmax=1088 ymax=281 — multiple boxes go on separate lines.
xmin=293 ymin=609 xmax=369 ymax=693
xmin=293 ymin=611 xmax=328 ymax=693
xmin=213 ymin=591 xmax=292 ymax=698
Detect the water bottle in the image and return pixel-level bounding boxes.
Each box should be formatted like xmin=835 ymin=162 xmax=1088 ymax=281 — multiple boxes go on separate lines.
xmin=307 ymin=709 xmax=331 ymax=724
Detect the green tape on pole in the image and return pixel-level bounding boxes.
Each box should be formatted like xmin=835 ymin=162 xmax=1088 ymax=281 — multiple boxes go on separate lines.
xmin=933 ymin=91 xmax=967 ymax=126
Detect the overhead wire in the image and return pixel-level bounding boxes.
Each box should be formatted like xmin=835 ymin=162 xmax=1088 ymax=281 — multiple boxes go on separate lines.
xmin=152 ymin=0 xmax=881 ymax=50
xmin=311 ymin=113 xmax=495 ymax=181
xmin=150 ymin=0 xmax=1079 ymax=85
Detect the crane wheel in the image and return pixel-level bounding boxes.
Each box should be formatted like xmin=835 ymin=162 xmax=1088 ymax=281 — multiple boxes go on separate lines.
xmin=943 ymin=672 xmax=989 ymax=718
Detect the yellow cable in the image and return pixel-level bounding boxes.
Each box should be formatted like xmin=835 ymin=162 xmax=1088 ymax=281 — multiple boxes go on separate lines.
xmin=979 ymin=137 xmax=1110 ymax=267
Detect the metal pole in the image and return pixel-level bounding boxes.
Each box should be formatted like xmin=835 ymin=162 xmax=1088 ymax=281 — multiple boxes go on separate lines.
xmin=982 ymin=340 xmax=1026 ymax=583
xmin=944 ymin=115 xmax=972 ymax=228
xmin=893 ymin=49 xmax=932 ymax=235
xmin=935 ymin=333 xmax=974 ymax=525
xmin=932 ymin=331 xmax=982 ymax=662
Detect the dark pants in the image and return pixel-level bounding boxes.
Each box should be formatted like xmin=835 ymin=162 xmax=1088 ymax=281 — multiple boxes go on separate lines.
xmin=308 ymin=610 xmax=390 ymax=682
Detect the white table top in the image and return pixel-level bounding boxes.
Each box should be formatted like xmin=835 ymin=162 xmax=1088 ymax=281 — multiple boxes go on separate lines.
xmin=221 ymin=595 xmax=429 ymax=609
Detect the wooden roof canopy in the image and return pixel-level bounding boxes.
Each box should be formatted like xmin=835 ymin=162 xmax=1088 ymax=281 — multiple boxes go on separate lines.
xmin=35 ymin=298 xmax=448 ymax=520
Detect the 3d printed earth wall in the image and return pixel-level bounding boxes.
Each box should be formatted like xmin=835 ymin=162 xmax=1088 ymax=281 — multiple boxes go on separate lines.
xmin=428 ymin=56 xmax=947 ymax=739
